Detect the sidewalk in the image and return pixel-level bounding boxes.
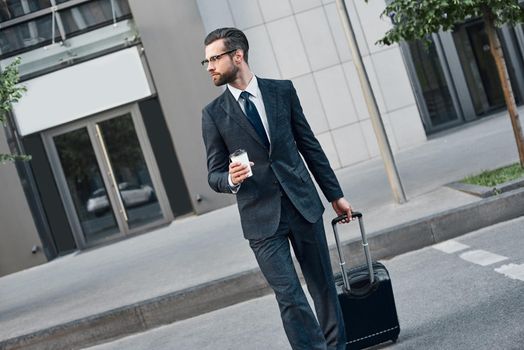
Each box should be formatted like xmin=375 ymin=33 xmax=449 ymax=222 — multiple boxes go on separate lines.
xmin=1 ymin=113 xmax=523 ymax=350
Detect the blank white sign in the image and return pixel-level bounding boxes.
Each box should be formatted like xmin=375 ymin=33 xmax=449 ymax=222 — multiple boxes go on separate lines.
xmin=13 ymin=46 xmax=152 ymax=136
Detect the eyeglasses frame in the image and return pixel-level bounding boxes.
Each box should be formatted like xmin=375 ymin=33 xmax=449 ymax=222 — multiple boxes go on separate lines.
xmin=201 ymin=49 xmax=238 ymax=67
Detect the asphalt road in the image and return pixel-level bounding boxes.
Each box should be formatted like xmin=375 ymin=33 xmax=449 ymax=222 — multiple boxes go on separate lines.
xmin=86 ymin=216 xmax=524 ymax=350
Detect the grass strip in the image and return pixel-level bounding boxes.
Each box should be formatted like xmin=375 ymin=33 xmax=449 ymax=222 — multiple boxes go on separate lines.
xmin=461 ymin=163 xmax=524 ymax=187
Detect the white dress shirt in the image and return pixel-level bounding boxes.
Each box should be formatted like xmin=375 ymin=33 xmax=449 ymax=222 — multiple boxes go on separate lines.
xmin=227 ymin=75 xmax=271 ymax=141
xmin=226 ymin=75 xmax=270 ymax=190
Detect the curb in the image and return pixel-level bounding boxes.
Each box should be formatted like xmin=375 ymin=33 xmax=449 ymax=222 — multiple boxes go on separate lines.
xmin=336 ymin=187 xmax=524 ymax=267
xmin=0 ymin=270 xmax=271 ymax=350
xmin=446 ymin=178 xmax=524 ymax=198
xmin=2 ymin=188 xmax=523 ymax=350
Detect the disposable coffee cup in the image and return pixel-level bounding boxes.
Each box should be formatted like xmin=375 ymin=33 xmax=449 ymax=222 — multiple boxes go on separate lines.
xmin=230 ymin=149 xmax=253 ymax=177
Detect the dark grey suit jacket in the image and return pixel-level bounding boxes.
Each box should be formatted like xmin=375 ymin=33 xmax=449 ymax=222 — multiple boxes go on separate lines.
xmin=202 ymin=78 xmax=343 ymax=240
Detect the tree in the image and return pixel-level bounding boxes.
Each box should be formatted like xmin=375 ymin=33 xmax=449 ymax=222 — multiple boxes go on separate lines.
xmin=372 ymin=0 xmax=524 ymax=168
xmin=0 ymin=57 xmax=30 ymax=163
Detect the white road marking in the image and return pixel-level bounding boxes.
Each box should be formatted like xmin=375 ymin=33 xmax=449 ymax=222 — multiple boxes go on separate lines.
xmin=459 ymin=250 xmax=508 ymax=266
xmin=433 ymin=240 xmax=521 ymax=283
xmin=433 ymin=240 xmax=470 ymax=254
xmin=494 ymin=264 xmax=524 ymax=282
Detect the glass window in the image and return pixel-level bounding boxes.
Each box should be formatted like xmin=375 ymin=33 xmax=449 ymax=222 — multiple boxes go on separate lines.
xmin=408 ymin=38 xmax=459 ymax=128
xmin=58 ymin=0 xmax=131 ymax=37
xmin=0 ymin=14 xmax=57 ymax=57
xmin=0 ymin=0 xmax=51 ymax=23
xmin=0 ymin=0 xmax=132 ymax=60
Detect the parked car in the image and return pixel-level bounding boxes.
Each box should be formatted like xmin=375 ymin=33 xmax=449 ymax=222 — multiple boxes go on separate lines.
xmin=118 ymin=182 xmax=155 ymax=207
xmin=86 ymin=188 xmax=110 ymax=216
xmin=86 ymin=183 xmax=155 ymax=216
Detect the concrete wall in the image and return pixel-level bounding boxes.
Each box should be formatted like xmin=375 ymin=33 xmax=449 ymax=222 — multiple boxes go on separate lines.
xmin=0 ymin=130 xmax=46 ymax=277
xmin=197 ymin=0 xmax=427 ymax=169
xmin=128 ymin=0 xmax=235 ymax=215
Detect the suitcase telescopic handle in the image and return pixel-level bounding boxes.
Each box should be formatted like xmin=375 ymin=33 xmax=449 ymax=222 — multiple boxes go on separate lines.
xmin=331 ymin=211 xmax=362 ymax=225
xmin=331 ymin=212 xmax=374 ymax=292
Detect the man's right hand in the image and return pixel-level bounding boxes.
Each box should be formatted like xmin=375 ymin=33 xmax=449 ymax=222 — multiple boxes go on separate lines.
xmin=229 ymin=161 xmax=254 ymax=185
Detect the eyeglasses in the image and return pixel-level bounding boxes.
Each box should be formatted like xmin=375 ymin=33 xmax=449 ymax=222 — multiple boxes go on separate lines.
xmin=201 ymin=49 xmax=237 ymax=67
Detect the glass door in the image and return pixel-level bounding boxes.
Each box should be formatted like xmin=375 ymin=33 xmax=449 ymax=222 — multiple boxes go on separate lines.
xmin=46 ymin=106 xmax=172 ymax=247
xmin=406 ymin=37 xmax=461 ymax=131
xmin=95 ymin=113 xmax=164 ymax=230
xmin=54 ymin=126 xmax=120 ymax=244
xmin=453 ymin=20 xmax=521 ymax=116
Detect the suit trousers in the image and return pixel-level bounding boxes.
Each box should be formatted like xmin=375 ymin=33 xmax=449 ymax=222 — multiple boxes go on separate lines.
xmin=249 ymin=194 xmax=346 ymax=350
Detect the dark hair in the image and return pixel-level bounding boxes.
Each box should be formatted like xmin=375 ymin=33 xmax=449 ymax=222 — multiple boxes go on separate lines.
xmin=204 ymin=27 xmax=249 ymax=64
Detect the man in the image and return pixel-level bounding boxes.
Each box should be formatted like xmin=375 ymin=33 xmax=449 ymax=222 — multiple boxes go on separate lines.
xmin=201 ymin=27 xmax=353 ymax=350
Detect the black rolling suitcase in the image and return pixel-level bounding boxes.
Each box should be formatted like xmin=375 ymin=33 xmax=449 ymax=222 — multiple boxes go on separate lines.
xmin=332 ymin=212 xmax=400 ymax=350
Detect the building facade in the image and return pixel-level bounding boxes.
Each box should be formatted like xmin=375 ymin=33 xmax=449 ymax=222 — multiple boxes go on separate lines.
xmin=1 ymin=0 xmax=523 ymax=276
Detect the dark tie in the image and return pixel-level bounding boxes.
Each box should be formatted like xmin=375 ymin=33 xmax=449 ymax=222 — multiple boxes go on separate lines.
xmin=240 ymin=91 xmax=270 ymax=150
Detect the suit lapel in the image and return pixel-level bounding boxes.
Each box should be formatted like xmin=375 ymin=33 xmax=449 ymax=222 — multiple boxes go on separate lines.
xmin=257 ymin=78 xmax=278 ymax=156
xmin=220 ymin=88 xmax=267 ymax=150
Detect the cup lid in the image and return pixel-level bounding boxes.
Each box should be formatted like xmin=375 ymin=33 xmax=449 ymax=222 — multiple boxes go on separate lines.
xmin=230 ymin=149 xmax=246 ymax=158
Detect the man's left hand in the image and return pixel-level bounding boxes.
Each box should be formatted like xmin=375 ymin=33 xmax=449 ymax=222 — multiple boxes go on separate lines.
xmin=331 ymin=197 xmax=353 ymax=224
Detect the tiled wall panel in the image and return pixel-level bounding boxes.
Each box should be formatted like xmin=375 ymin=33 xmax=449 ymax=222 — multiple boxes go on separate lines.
xmin=198 ymin=0 xmax=426 ymax=170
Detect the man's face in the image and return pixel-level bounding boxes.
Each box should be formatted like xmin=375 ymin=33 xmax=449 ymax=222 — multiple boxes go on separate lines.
xmin=204 ymin=39 xmax=238 ymax=86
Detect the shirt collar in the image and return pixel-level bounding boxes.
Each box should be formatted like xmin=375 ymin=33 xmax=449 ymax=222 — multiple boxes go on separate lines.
xmin=227 ymin=75 xmax=259 ymax=102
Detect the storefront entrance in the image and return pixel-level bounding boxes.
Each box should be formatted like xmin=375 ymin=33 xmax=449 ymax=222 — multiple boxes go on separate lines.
xmin=402 ymin=19 xmax=524 ymax=134
xmin=43 ymin=105 xmax=173 ymax=248
xmin=452 ymin=20 xmax=522 ymax=115
xmin=405 ymin=38 xmax=461 ymax=131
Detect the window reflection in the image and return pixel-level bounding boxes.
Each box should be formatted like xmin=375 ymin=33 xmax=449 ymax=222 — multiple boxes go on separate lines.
xmin=0 ymin=0 xmax=132 ymax=59
xmin=59 ymin=0 xmax=131 ymax=36
xmin=98 ymin=114 xmax=163 ymax=229
xmin=452 ymin=21 xmax=513 ymax=115
xmin=0 ymin=15 xmax=56 ymax=57
xmin=0 ymin=0 xmax=51 ymax=23
xmin=408 ymin=38 xmax=459 ymax=128
xmin=54 ymin=127 xmax=120 ymax=243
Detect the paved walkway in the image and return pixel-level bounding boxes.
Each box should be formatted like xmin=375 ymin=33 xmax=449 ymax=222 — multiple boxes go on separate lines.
xmin=0 ymin=112 xmax=520 ymax=347
xmin=83 ymin=217 xmax=524 ymax=350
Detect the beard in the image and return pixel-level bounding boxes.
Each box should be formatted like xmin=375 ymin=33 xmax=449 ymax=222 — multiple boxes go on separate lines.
xmin=212 ymin=64 xmax=239 ymax=86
